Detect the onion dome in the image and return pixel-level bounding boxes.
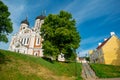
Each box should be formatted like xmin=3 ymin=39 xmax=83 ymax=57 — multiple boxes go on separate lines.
xmin=21 ymin=17 xmax=29 ymax=25
xmin=36 ymin=15 xmax=46 ymax=20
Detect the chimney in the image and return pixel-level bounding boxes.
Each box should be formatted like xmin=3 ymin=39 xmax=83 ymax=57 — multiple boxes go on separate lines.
xmin=104 ymin=38 xmax=107 ymax=41
xmin=98 ymin=43 xmax=102 ymax=46
xmin=110 ymin=32 xmax=115 ymax=36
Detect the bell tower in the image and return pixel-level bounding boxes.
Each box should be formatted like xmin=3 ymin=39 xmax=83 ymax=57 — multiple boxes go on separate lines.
xmin=19 ymin=17 xmax=29 ymax=32
xmin=34 ymin=11 xmax=46 ymax=31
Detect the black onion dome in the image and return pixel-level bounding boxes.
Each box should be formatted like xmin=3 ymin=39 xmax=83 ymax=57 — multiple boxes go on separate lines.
xmin=21 ymin=18 xmax=29 ymax=25
xmin=36 ymin=15 xmax=46 ymax=20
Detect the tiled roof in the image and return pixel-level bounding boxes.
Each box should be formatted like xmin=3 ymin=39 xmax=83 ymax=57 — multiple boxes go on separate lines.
xmin=96 ymin=37 xmax=111 ymax=50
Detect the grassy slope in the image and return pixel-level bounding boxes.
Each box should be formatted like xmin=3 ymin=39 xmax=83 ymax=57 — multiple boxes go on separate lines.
xmin=90 ymin=63 xmax=120 ymax=78
xmin=0 ymin=49 xmax=82 ymax=80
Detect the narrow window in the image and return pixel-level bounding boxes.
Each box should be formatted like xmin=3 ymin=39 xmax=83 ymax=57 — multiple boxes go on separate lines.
xmin=24 ymin=38 xmax=26 ymax=44
xmin=36 ymin=38 xmax=40 ymax=45
xmin=37 ymin=38 xmax=39 ymax=44
xmin=22 ymin=39 xmax=24 ymax=44
xmin=27 ymin=38 xmax=29 ymax=44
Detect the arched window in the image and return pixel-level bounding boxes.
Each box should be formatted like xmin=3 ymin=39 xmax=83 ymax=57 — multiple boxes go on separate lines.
xmin=36 ymin=38 xmax=40 ymax=45
xmin=21 ymin=38 xmax=23 ymax=43
xmin=24 ymin=38 xmax=26 ymax=44
xmin=23 ymin=38 xmax=29 ymax=45
xmin=27 ymin=38 xmax=29 ymax=44
xmin=34 ymin=52 xmax=38 ymax=56
xmin=21 ymin=38 xmax=24 ymax=44
xmin=23 ymin=27 xmax=25 ymax=29
xmin=37 ymin=38 xmax=40 ymax=44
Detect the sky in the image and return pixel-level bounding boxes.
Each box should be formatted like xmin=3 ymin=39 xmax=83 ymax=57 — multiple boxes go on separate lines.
xmin=0 ymin=0 xmax=120 ymax=57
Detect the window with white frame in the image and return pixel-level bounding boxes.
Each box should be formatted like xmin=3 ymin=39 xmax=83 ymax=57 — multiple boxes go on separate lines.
xmin=22 ymin=38 xmax=24 ymax=44
xmin=24 ymin=38 xmax=26 ymax=44
xmin=22 ymin=38 xmax=29 ymax=45
xmin=27 ymin=38 xmax=29 ymax=44
xmin=36 ymin=38 xmax=40 ymax=45
xmin=21 ymin=38 xmax=23 ymax=43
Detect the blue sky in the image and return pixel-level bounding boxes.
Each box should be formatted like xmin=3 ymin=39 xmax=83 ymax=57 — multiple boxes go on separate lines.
xmin=0 ymin=0 xmax=120 ymax=57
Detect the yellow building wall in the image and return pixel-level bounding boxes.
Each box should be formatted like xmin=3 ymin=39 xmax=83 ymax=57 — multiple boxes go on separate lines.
xmin=89 ymin=50 xmax=94 ymax=55
xmin=102 ymin=35 xmax=120 ymax=66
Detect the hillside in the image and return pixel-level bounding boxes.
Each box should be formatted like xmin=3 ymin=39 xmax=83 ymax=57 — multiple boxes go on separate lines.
xmin=0 ymin=49 xmax=82 ymax=80
xmin=90 ymin=63 xmax=120 ymax=78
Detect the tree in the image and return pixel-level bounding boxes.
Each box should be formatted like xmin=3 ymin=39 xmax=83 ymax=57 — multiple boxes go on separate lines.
xmin=41 ymin=10 xmax=81 ymax=60
xmin=0 ymin=1 xmax=13 ymax=43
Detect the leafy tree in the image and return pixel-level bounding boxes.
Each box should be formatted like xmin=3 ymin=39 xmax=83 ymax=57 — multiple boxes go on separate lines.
xmin=41 ymin=10 xmax=81 ymax=60
xmin=85 ymin=57 xmax=90 ymax=62
xmin=0 ymin=1 xmax=13 ymax=43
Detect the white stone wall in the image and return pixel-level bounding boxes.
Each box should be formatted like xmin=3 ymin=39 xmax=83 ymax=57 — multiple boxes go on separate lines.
xmin=29 ymin=35 xmax=35 ymax=48
xmin=20 ymin=23 xmax=29 ymax=31
xmin=28 ymin=49 xmax=33 ymax=55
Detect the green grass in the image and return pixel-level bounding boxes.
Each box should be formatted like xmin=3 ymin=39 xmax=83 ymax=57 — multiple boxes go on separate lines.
xmin=0 ymin=49 xmax=82 ymax=80
xmin=90 ymin=63 xmax=120 ymax=78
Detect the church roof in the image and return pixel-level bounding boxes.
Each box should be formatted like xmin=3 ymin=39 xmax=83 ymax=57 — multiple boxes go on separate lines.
xmin=21 ymin=18 xmax=29 ymax=25
xmin=36 ymin=15 xmax=46 ymax=20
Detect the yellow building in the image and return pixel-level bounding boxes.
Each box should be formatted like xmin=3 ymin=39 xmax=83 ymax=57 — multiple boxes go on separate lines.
xmin=90 ymin=32 xmax=120 ymax=66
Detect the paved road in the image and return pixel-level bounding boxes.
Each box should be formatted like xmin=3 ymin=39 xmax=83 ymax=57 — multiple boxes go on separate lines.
xmin=81 ymin=62 xmax=98 ymax=80
xmin=81 ymin=62 xmax=120 ymax=80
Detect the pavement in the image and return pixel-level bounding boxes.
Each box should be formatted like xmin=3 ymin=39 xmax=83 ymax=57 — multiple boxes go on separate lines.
xmin=81 ymin=62 xmax=98 ymax=80
xmin=81 ymin=62 xmax=120 ymax=80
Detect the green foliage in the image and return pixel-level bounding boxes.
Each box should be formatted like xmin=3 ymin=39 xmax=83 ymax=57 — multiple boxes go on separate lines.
xmin=0 ymin=1 xmax=13 ymax=43
xmin=85 ymin=57 xmax=90 ymax=61
xmin=41 ymin=10 xmax=81 ymax=60
xmin=43 ymin=40 xmax=59 ymax=59
xmin=90 ymin=63 xmax=120 ymax=78
xmin=0 ymin=49 xmax=83 ymax=80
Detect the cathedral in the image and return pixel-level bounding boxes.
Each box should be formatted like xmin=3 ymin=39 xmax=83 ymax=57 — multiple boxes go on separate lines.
xmin=9 ymin=14 xmax=45 ymax=57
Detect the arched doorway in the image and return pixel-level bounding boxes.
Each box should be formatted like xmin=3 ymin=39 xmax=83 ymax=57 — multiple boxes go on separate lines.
xmin=34 ymin=52 xmax=38 ymax=56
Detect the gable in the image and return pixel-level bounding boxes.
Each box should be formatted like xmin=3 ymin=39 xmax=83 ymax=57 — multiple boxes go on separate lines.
xmin=97 ymin=35 xmax=120 ymax=50
xmin=97 ymin=37 xmax=110 ymax=50
xmin=103 ymin=35 xmax=120 ymax=49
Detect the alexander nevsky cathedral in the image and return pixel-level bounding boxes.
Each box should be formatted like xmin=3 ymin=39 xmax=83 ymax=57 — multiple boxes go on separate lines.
xmin=9 ymin=14 xmax=45 ymax=57
xmin=9 ymin=13 xmax=65 ymax=61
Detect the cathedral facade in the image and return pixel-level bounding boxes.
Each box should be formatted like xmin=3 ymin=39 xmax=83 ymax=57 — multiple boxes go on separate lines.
xmin=9 ymin=15 xmax=45 ymax=57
